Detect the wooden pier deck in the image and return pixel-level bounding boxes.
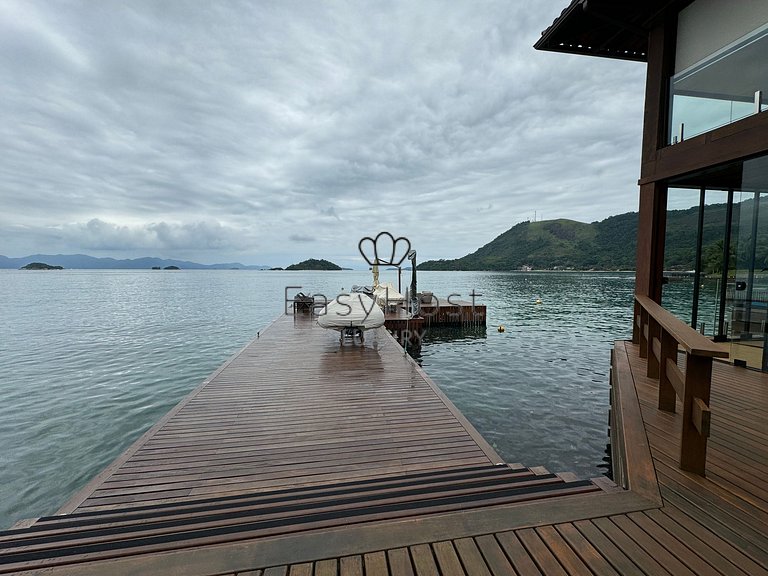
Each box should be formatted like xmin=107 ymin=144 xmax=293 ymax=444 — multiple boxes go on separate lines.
xmin=2 ymin=319 xmax=766 ymax=574
xmin=59 ymin=314 xmax=501 ymax=511
xmin=0 ymin=314 xmax=603 ymax=574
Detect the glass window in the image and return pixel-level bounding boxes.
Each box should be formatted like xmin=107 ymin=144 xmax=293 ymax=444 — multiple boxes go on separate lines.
xmin=666 ymin=155 xmax=768 ymax=370
xmin=669 ymin=23 xmax=768 ymax=143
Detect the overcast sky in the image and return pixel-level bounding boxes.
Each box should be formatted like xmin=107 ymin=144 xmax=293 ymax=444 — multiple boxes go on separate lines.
xmin=0 ymin=0 xmax=648 ymax=267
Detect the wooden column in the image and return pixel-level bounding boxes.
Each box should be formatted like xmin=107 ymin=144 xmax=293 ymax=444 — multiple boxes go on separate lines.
xmin=680 ymin=354 xmax=713 ymax=475
xmin=635 ymin=16 xmax=676 ymax=303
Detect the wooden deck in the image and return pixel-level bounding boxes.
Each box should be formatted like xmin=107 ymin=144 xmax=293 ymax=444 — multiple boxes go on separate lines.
xmin=0 ymin=314 xmax=605 ymax=574
xmin=2 ymin=322 xmax=766 ymax=574
xmin=59 ymin=314 xmax=501 ymax=511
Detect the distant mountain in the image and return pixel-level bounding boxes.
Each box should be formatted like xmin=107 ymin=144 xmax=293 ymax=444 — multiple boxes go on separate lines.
xmin=419 ymin=204 xmax=743 ymax=271
xmin=0 ymin=254 xmax=270 ymax=270
xmin=419 ymin=215 xmax=638 ymax=271
xmin=286 ymin=258 xmax=342 ymax=271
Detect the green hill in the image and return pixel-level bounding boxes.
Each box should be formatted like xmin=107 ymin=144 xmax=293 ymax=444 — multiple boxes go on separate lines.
xmin=286 ymin=258 xmax=342 ymax=271
xmin=419 ymin=203 xmax=747 ymax=271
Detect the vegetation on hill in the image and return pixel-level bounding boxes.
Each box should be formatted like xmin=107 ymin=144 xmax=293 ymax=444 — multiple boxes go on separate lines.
xmin=419 ymin=203 xmax=754 ymax=271
xmin=420 ymin=215 xmax=637 ymax=271
xmin=286 ymin=258 xmax=342 ymax=271
xmin=20 ymin=262 xmax=63 ymax=270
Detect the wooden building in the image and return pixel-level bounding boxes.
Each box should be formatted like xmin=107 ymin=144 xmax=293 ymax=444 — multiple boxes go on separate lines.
xmin=536 ymin=0 xmax=768 ymax=370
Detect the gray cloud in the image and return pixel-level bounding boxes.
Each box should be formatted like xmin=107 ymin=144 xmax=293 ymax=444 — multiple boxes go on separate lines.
xmin=0 ymin=0 xmax=646 ymax=266
xmin=289 ymin=234 xmax=315 ymax=243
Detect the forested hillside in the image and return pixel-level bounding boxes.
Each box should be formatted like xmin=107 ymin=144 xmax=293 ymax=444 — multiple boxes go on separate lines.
xmin=419 ymin=203 xmax=760 ymax=271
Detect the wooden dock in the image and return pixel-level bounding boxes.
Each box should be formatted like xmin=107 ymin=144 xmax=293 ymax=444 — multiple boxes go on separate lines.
xmin=0 ymin=314 xmax=601 ymax=574
xmin=385 ymin=296 xmax=486 ymax=347
xmin=2 ymin=315 xmax=766 ymax=574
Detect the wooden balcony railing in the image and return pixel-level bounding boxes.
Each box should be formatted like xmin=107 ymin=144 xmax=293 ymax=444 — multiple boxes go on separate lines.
xmin=633 ymin=295 xmax=729 ymax=475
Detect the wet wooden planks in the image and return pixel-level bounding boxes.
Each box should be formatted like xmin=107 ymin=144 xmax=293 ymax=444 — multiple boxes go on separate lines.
xmin=249 ymin=342 xmax=768 ymax=576
xmin=60 ymin=314 xmax=501 ymax=513
xmin=9 ymin=329 xmax=767 ymax=575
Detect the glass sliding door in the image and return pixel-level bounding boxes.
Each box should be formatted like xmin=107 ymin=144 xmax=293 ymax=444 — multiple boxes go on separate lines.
xmin=662 ymin=188 xmax=702 ymax=327
xmin=662 ymin=187 xmax=733 ymax=338
xmin=666 ymin=154 xmax=768 ymax=370
xmin=729 ymin=161 xmax=768 ymax=369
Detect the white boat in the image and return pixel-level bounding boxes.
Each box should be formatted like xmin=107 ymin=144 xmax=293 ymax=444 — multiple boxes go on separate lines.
xmin=373 ymin=282 xmax=405 ymax=311
xmin=317 ymin=293 xmax=385 ymax=342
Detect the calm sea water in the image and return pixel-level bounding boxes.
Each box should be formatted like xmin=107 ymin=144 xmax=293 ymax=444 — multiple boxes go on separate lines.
xmin=0 ymin=269 xmax=636 ymax=529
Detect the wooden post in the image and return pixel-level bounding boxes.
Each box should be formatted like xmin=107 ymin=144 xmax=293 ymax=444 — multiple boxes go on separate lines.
xmin=679 ymin=354 xmax=712 ymax=475
xmin=632 ymin=299 xmax=641 ymax=344
xmin=639 ymin=307 xmax=649 ymax=358
xmin=647 ymin=315 xmax=660 ymax=378
xmin=658 ymin=328 xmax=678 ymax=412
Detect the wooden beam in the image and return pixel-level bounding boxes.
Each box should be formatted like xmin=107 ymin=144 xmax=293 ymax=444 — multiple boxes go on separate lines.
xmin=665 ymin=358 xmax=685 ymax=404
xmin=635 ymin=296 xmax=728 ymax=358
xmin=658 ymin=332 xmax=678 ymax=412
xmin=640 ymin=112 xmax=768 ymax=184
xmin=679 ymin=354 xmax=713 ymax=475
xmin=692 ymin=397 xmax=711 ymax=438
xmin=647 ymin=316 xmax=660 ymax=379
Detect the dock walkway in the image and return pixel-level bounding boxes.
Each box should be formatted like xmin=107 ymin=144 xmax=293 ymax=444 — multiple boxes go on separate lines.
xmin=0 ymin=314 xmax=599 ymax=574
xmin=3 ymin=321 xmax=766 ymax=575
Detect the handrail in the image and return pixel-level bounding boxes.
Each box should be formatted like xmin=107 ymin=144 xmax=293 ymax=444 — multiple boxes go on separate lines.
xmin=633 ymin=295 xmax=729 ymax=475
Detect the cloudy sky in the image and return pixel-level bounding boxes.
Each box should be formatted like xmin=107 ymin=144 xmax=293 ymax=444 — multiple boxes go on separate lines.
xmin=1 ymin=0 xmax=647 ymax=267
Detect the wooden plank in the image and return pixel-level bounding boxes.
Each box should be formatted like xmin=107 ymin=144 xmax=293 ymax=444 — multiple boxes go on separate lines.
xmin=572 ymin=519 xmax=649 ymax=576
xmin=610 ymin=341 xmax=662 ymax=503
xmin=339 ymin=556 xmax=363 ymax=576
xmin=364 ymin=552 xmax=389 ymax=576
xmin=664 ymin=358 xmax=684 ymax=406
xmin=515 ymin=528 xmax=567 ymax=576
xmin=452 ymin=538 xmax=491 ymax=576
xmin=644 ymin=509 xmax=755 ymax=576
xmin=692 ymin=397 xmax=711 ymax=438
xmin=410 ymin=544 xmax=439 ymax=576
xmin=289 ymin=563 xmax=313 ymax=576
xmin=432 ymin=541 xmax=466 ymax=576
xmin=495 ymin=531 xmax=543 ymax=575
xmin=315 ymin=559 xmax=338 ymax=576
xmin=387 ymin=548 xmax=414 ymax=576
xmin=626 ymin=512 xmax=719 ymax=576
xmin=473 ymin=535 xmax=517 ymax=576
xmin=553 ymin=523 xmax=620 ymax=576
xmin=591 ymin=516 xmax=673 ymax=576
xmin=534 ymin=525 xmax=592 ymax=575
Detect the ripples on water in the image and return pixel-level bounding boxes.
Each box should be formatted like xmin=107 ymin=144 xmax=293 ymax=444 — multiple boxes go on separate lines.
xmin=414 ymin=272 xmax=635 ymax=479
xmin=0 ymin=269 xmax=635 ymax=529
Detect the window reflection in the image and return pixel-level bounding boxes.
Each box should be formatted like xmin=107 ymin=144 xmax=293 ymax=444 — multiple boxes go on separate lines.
xmin=669 ymin=24 xmax=768 ymax=143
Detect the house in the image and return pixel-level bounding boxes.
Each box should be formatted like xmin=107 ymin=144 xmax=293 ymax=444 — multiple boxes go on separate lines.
xmin=536 ymin=0 xmax=768 ymax=370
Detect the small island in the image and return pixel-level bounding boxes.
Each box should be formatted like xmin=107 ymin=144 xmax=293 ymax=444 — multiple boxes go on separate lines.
xmin=20 ymin=262 xmax=63 ymax=270
xmin=286 ymin=258 xmax=342 ymax=271
xmin=164 ymin=265 xmax=180 ymax=270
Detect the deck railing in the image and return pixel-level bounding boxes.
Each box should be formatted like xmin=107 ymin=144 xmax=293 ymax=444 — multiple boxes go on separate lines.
xmin=633 ymin=295 xmax=729 ymax=475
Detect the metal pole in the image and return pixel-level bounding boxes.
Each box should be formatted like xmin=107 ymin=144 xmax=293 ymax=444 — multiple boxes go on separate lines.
xmin=716 ymin=189 xmax=734 ymax=340
xmin=691 ymin=186 xmax=705 ymax=329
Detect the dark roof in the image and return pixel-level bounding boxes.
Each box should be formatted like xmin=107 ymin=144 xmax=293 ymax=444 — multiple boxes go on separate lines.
xmin=534 ymin=0 xmax=693 ymax=62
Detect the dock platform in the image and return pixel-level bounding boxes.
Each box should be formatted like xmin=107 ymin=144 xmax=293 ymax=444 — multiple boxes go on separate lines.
xmin=0 ymin=314 xmax=599 ymax=574
xmin=2 ymin=322 xmax=766 ymax=575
